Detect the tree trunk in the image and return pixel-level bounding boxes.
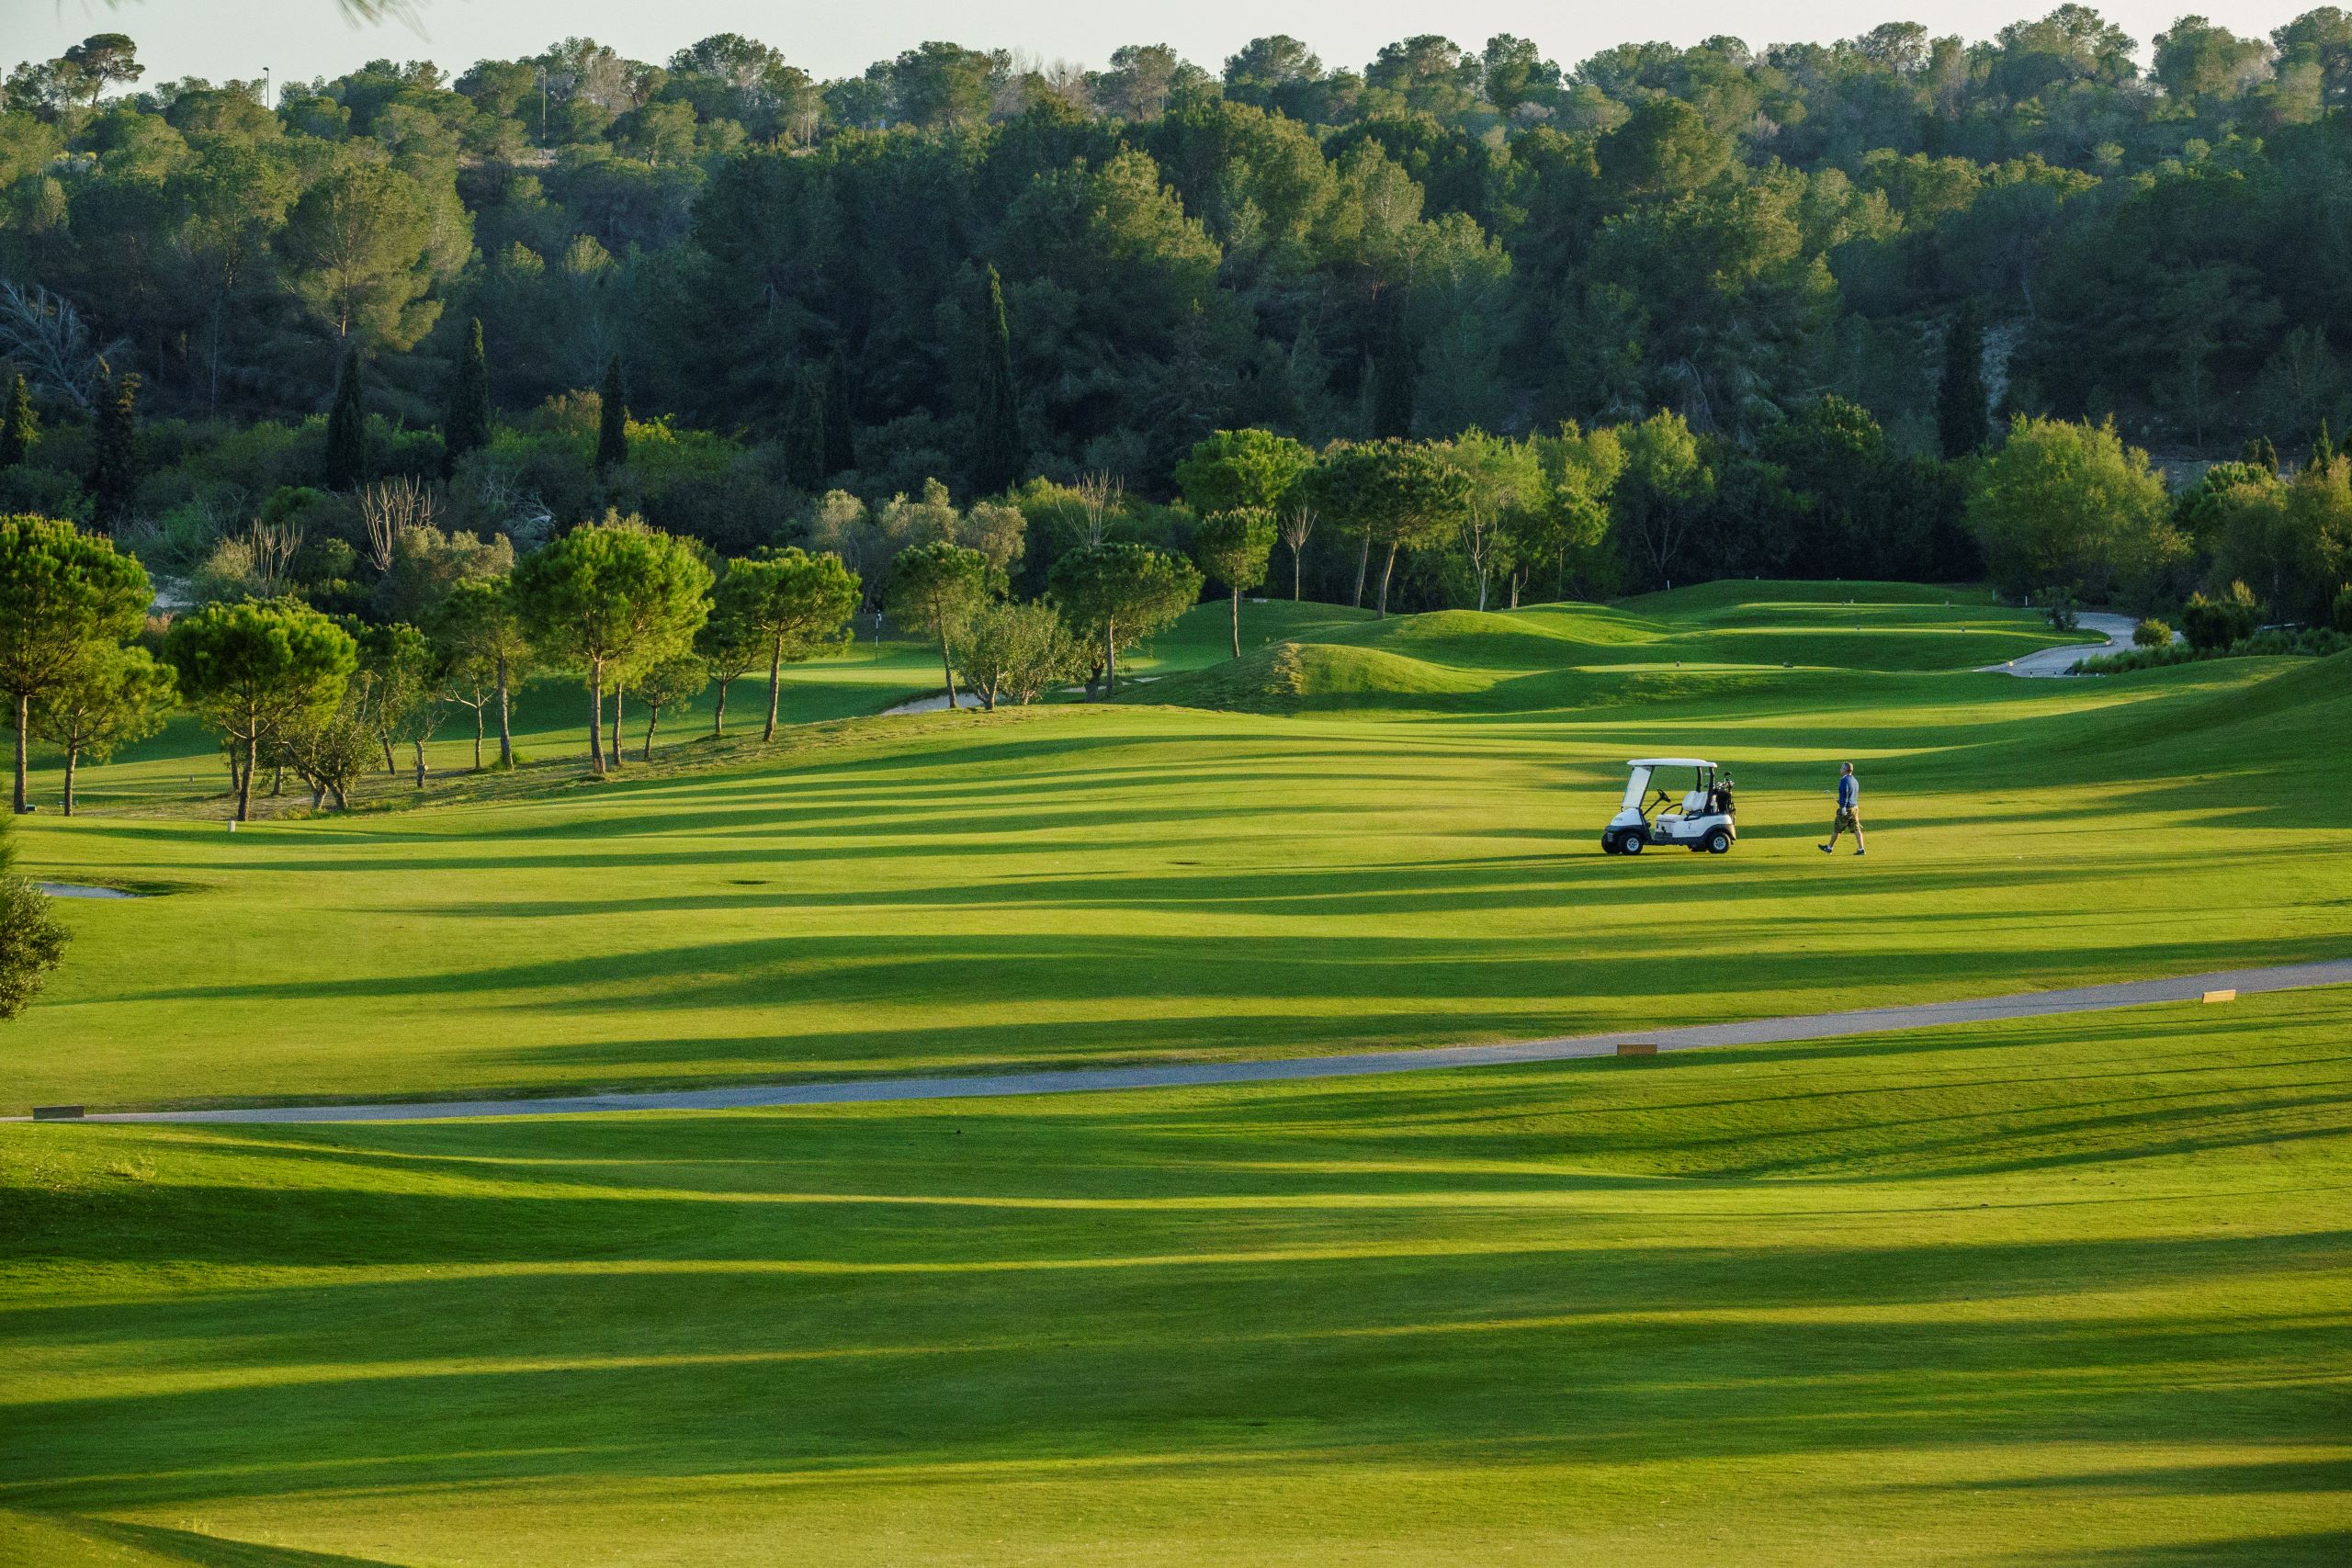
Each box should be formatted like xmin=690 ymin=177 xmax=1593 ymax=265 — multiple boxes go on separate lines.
xmin=234 ymin=735 xmax=255 ymax=821
xmin=381 ymin=737 xmax=397 ymax=776
xmin=413 ymin=739 xmax=426 ymax=789
xmin=1352 ymin=535 xmax=1370 ymax=607
xmin=12 ymin=692 xmax=28 ymax=813
xmin=1102 ymin=619 xmax=1118 ymax=697
xmin=309 ymin=784 xmax=326 ymax=810
xmin=764 ymin=638 xmax=783 ymax=740
xmin=271 ymin=763 xmax=284 ymax=796
xmin=472 ymin=706 xmax=484 ymax=771
xmin=1293 ymin=547 xmax=1303 ymax=602
xmin=494 ymin=654 xmax=514 ymax=768
xmin=609 ymin=686 xmax=625 ymax=768
xmin=642 ymin=705 xmax=658 ymax=761
xmin=1377 ymin=541 xmax=1400 ymax=618
xmin=331 ymin=782 xmax=348 ymax=810
xmin=713 ymin=677 xmax=729 ymax=738
xmin=938 ymin=628 xmax=959 ymax=710
xmin=62 ymin=746 xmax=77 ymax=817
xmin=1229 ymin=585 xmax=1241 ymax=659
xmin=588 ymin=661 xmax=606 ymax=777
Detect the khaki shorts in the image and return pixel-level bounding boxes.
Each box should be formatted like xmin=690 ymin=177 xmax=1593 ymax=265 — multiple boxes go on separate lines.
xmin=1834 ymin=807 xmax=1861 ymax=831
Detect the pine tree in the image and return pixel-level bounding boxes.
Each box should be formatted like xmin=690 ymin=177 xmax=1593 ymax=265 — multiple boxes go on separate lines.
xmin=782 ymin=362 xmax=829 ymax=491
xmin=0 ymin=371 xmax=34 ymax=468
xmin=597 ymin=355 xmax=628 ymax=473
xmin=1936 ymin=299 xmax=1991 ymax=458
xmin=2245 ymin=435 xmax=2278 ymax=474
xmin=323 ymin=346 xmax=367 ymax=490
xmin=442 ymin=318 xmax=492 ymax=477
xmin=2312 ymin=419 xmax=2336 ymax=469
xmin=822 ymin=351 xmax=857 ymax=476
xmin=87 ymin=364 xmax=141 ymax=532
xmin=967 ymin=266 xmax=1023 ymax=495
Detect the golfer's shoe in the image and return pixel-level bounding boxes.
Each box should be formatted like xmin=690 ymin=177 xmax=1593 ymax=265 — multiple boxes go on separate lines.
xmin=1818 ymin=843 xmax=1832 ymax=853
xmin=1855 ymin=849 xmax=1866 ymax=856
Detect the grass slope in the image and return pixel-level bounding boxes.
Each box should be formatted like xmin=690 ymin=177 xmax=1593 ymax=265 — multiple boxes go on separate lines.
xmin=4 ymin=987 xmax=2346 ymax=1565
xmin=7 ymin=586 xmax=2348 ymax=1111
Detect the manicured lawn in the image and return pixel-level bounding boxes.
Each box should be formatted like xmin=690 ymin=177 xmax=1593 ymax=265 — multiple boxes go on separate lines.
xmin=7 ymin=584 xmax=2347 ymax=1111
xmin=4 ymin=987 xmax=2347 ymax=1565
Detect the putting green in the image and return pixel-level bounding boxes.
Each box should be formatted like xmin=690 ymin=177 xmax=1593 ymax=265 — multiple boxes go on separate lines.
xmin=4 ymin=987 xmax=2346 ymax=1565
xmin=7 ymin=583 xmax=2348 ymax=1112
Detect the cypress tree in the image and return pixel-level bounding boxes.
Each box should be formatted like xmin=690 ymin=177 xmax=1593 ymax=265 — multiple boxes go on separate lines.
xmin=967 ymin=266 xmax=1023 ymax=494
xmin=782 ymin=362 xmax=828 ymax=491
xmin=1936 ymin=299 xmax=1991 ymax=458
xmin=821 ymin=350 xmax=856 ymax=476
xmin=2245 ymin=434 xmax=2278 ymax=474
xmin=597 ymin=355 xmax=628 ymax=473
xmin=1369 ymin=299 xmax=1415 ymax=439
xmin=323 ymin=346 xmax=367 ymax=490
xmin=443 ymin=318 xmax=492 ymax=476
xmin=2312 ymin=419 xmax=2336 ymax=469
xmin=0 ymin=370 xmax=34 ymax=468
xmin=87 ymin=364 xmax=141 ymax=532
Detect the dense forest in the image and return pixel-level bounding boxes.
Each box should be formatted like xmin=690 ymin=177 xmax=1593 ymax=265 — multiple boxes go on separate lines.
xmin=2 ymin=11 xmax=2349 ymax=615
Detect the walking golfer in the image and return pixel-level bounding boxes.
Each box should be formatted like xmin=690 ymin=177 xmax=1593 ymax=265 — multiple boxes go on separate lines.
xmin=1821 ymin=762 xmax=1866 ymax=855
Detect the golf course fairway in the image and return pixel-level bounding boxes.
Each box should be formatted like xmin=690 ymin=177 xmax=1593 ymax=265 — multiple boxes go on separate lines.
xmin=3 ymin=581 xmax=2347 ymax=1563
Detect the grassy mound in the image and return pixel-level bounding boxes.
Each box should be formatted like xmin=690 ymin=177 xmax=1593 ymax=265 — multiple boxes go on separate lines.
xmin=1145 ymin=637 xmax=1489 ymax=712
xmin=1146 ymin=586 xmax=2073 ymax=716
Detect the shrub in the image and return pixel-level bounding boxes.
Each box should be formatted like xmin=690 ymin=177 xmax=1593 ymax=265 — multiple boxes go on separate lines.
xmin=2335 ymin=587 xmax=2352 ymax=635
xmin=2072 ymin=643 xmax=2199 ymax=674
xmin=2132 ymin=617 xmax=2173 ymax=649
xmin=2073 ymin=624 xmax=2345 ymax=674
xmin=2180 ymin=581 xmax=2262 ymax=651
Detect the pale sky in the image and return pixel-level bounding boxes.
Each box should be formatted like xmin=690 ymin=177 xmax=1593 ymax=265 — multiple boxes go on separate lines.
xmin=1 ymin=0 xmax=2317 ymax=87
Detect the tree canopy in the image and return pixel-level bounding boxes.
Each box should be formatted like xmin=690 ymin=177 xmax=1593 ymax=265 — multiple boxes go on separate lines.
xmin=1049 ymin=541 xmax=1203 ymax=693
xmin=714 ymin=546 xmax=862 ymax=739
xmin=164 ymin=596 xmax=359 ymax=820
xmin=511 ymin=514 xmax=711 ymax=775
xmin=0 ymin=514 xmax=152 ymax=813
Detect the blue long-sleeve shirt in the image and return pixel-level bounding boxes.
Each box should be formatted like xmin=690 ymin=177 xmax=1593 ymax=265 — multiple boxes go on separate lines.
xmin=1838 ymin=775 xmax=1859 ymax=808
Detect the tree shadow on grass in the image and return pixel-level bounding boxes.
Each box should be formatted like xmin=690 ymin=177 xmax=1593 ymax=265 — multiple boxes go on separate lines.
xmin=8 ymin=1022 xmax=2350 ymax=1533
xmin=54 ymin=1517 xmax=410 ymax=1567
xmin=2007 ymin=1533 xmax=2352 ymax=1567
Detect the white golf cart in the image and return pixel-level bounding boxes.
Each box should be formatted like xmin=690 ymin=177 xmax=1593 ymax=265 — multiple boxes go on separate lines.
xmin=1601 ymin=757 xmax=1737 ymax=855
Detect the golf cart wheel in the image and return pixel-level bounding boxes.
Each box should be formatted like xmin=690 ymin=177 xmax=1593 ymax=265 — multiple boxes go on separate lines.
xmin=1705 ymin=829 xmax=1732 ymax=854
xmin=1621 ymin=831 xmax=1645 ymax=855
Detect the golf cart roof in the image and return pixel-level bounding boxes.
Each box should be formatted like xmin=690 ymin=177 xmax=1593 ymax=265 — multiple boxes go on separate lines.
xmin=1626 ymin=757 xmax=1715 ymax=770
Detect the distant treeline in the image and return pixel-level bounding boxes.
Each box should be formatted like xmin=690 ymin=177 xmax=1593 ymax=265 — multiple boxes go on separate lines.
xmin=5 ymin=13 xmax=2351 ymax=468
xmin=2 ymin=14 xmax=2350 ymax=620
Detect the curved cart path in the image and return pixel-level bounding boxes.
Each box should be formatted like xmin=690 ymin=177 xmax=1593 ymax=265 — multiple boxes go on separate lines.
xmin=38 ymin=958 xmax=2352 ymax=1126
xmin=1984 ymin=611 xmax=2143 ymax=676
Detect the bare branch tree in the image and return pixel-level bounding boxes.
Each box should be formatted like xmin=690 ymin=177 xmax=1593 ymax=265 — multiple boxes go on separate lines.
xmin=357 ymin=476 xmax=435 ymax=576
xmin=242 ymin=519 xmax=304 ymax=599
xmin=0 ymin=280 xmax=130 ymax=412
xmin=1074 ymin=470 xmax=1125 ymax=547
xmin=1278 ymin=502 xmax=1317 ymax=602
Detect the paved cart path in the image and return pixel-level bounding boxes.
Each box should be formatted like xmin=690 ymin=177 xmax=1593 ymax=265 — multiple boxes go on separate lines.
xmin=1984 ymin=612 xmax=2143 ymax=676
xmin=36 ymin=959 xmax=2352 ymax=1126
